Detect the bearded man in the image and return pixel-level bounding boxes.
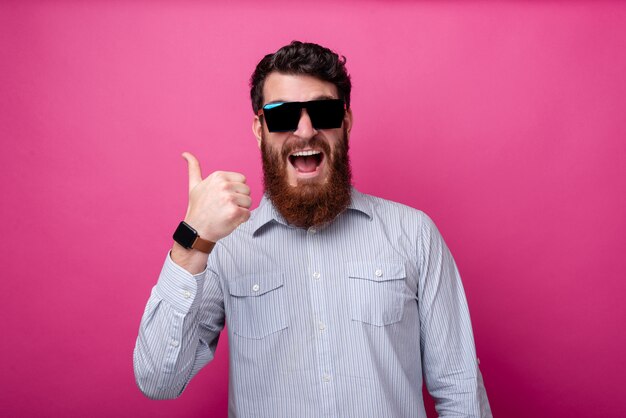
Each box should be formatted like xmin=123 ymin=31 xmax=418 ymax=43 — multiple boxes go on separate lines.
xmin=134 ymin=41 xmax=492 ymax=417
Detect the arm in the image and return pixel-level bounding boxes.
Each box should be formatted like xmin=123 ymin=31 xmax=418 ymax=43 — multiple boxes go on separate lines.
xmin=133 ymin=152 xmax=251 ymax=399
xmin=418 ymin=215 xmax=492 ymax=417
xmin=133 ymin=251 xmax=225 ymax=399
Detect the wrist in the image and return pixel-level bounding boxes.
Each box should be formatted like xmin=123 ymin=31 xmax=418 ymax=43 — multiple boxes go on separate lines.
xmin=171 ymin=242 xmax=209 ymax=275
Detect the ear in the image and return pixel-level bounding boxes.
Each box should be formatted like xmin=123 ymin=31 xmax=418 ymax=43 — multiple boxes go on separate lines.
xmin=252 ymin=115 xmax=263 ymax=149
xmin=344 ymin=108 xmax=353 ymax=138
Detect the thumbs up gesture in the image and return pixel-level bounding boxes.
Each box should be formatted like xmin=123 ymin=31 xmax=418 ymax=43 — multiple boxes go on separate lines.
xmin=181 ymin=152 xmax=252 ymax=243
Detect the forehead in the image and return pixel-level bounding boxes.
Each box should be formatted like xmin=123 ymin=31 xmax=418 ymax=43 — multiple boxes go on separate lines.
xmin=263 ymin=72 xmax=339 ymax=104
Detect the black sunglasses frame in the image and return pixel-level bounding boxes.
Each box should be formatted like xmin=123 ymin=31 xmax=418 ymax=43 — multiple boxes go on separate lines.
xmin=258 ymin=99 xmax=346 ymax=132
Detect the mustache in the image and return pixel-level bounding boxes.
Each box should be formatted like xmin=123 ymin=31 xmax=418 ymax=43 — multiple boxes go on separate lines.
xmin=280 ymin=136 xmax=332 ymax=161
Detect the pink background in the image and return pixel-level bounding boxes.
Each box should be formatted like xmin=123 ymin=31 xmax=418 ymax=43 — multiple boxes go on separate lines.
xmin=1 ymin=1 xmax=625 ymax=417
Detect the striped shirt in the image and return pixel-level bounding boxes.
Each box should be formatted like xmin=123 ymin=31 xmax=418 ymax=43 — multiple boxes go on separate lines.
xmin=134 ymin=188 xmax=492 ymax=417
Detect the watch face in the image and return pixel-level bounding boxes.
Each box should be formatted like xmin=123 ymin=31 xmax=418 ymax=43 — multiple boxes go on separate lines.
xmin=173 ymin=222 xmax=197 ymax=248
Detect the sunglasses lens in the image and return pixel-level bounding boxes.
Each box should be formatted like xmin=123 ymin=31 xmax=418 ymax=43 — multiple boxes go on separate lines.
xmin=262 ymin=99 xmax=345 ymax=132
xmin=263 ymin=102 xmax=301 ymax=132
xmin=307 ymin=100 xmax=345 ymax=130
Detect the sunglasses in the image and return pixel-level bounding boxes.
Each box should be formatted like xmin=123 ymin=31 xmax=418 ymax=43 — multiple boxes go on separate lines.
xmin=258 ymin=99 xmax=346 ymax=132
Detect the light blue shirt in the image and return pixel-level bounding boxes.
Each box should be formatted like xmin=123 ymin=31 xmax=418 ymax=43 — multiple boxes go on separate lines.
xmin=134 ymin=189 xmax=492 ymax=417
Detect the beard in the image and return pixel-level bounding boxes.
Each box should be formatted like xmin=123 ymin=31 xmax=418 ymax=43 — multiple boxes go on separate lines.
xmin=261 ymin=128 xmax=352 ymax=229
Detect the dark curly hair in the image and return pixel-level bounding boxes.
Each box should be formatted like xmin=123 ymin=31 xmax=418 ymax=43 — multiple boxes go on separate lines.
xmin=250 ymin=41 xmax=352 ymax=114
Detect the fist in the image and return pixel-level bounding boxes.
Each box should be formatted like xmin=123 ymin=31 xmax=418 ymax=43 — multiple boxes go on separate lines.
xmin=182 ymin=152 xmax=252 ymax=242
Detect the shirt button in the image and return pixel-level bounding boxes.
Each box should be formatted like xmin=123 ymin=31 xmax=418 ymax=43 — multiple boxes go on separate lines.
xmin=252 ymin=284 xmax=260 ymax=292
xmin=375 ymin=269 xmax=383 ymax=277
xmin=318 ymin=322 xmax=326 ymax=331
xmin=183 ymin=290 xmax=191 ymax=299
xmin=170 ymin=339 xmax=179 ymax=347
xmin=308 ymin=228 xmax=317 ymax=234
xmin=322 ymin=374 xmax=331 ymax=382
xmin=312 ymin=272 xmax=321 ymax=280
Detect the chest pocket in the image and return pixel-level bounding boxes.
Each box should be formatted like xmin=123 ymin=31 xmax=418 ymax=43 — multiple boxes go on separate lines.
xmin=228 ymin=273 xmax=288 ymax=339
xmin=348 ymin=261 xmax=407 ymax=326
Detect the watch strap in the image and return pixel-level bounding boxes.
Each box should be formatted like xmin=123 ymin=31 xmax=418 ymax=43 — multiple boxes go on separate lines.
xmin=191 ymin=236 xmax=216 ymax=254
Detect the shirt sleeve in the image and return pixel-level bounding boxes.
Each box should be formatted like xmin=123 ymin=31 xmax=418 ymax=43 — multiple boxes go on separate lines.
xmin=133 ymin=251 xmax=225 ymax=399
xmin=417 ymin=214 xmax=492 ymax=417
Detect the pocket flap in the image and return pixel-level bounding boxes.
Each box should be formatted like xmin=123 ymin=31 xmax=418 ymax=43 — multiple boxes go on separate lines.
xmin=347 ymin=261 xmax=406 ymax=282
xmin=229 ymin=273 xmax=284 ymax=297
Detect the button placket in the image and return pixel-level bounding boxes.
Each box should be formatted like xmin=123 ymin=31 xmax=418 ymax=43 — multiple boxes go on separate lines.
xmin=306 ymin=225 xmax=335 ymax=414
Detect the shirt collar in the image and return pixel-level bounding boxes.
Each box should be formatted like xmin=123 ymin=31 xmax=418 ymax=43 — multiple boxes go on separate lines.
xmin=250 ymin=187 xmax=373 ymax=236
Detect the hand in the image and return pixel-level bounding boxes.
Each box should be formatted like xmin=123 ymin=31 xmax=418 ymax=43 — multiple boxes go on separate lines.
xmin=181 ymin=152 xmax=252 ymax=243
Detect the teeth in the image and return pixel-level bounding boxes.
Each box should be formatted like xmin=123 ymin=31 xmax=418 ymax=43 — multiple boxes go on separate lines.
xmin=291 ymin=150 xmax=321 ymax=157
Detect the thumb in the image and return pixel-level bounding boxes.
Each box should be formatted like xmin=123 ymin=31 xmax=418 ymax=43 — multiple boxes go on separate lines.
xmin=182 ymin=152 xmax=203 ymax=191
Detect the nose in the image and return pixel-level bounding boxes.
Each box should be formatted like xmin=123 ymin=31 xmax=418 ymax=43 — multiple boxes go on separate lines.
xmin=293 ymin=109 xmax=318 ymax=139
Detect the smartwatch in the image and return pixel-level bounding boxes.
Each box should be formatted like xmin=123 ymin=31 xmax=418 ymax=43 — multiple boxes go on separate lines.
xmin=173 ymin=221 xmax=215 ymax=254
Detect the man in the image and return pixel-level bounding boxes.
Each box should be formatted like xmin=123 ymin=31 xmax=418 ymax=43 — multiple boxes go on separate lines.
xmin=134 ymin=41 xmax=492 ymax=417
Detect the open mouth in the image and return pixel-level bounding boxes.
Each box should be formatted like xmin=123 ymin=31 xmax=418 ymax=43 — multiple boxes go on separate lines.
xmin=288 ymin=150 xmax=324 ymax=174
